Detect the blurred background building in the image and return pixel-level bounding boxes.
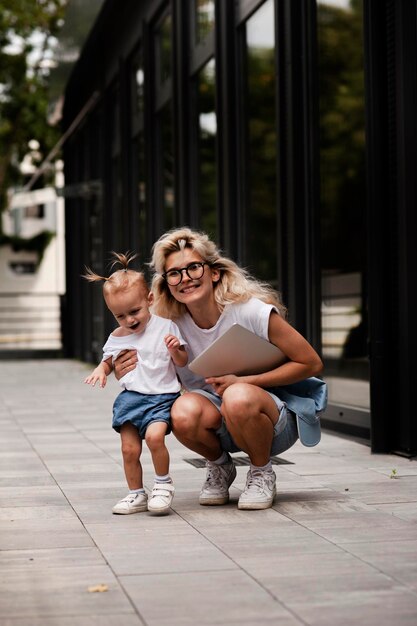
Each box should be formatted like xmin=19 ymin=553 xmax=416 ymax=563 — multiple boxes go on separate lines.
xmin=0 ymin=0 xmax=104 ymax=358
xmin=1 ymin=173 xmax=65 ymax=354
xmin=46 ymin=0 xmax=417 ymax=456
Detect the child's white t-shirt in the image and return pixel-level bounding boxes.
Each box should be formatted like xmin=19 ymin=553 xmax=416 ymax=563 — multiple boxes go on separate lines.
xmin=174 ymin=297 xmax=277 ymax=394
xmin=102 ymin=314 xmax=186 ymax=395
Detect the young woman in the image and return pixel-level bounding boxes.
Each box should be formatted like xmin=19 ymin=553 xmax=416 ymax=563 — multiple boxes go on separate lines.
xmin=114 ymin=228 xmax=325 ymax=511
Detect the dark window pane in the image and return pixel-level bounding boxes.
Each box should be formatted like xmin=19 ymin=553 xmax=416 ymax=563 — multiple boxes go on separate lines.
xmin=156 ymin=12 xmax=172 ymax=85
xmin=25 ymin=204 xmax=44 ymax=218
xmin=137 ymin=133 xmax=147 ymax=261
xmin=130 ymin=48 xmax=146 ymax=258
xmin=110 ymin=156 xmax=123 ymax=248
xmin=159 ymin=103 xmax=175 ymax=230
xmin=110 ymin=89 xmax=120 ymax=156
xmin=318 ymin=0 xmax=369 ymax=406
xmin=197 ymin=58 xmax=217 ymax=237
xmin=242 ymin=0 xmax=277 ymax=283
xmin=195 ymin=0 xmax=215 ymax=45
xmin=135 ymin=64 xmax=144 ymax=117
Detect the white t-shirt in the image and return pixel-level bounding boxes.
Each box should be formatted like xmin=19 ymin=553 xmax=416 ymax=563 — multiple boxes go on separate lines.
xmin=102 ymin=314 xmax=186 ymax=395
xmin=174 ymin=297 xmax=277 ymax=394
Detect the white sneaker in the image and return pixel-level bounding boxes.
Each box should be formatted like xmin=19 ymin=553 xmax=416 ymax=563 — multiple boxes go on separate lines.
xmin=238 ymin=468 xmax=276 ymax=510
xmin=112 ymin=492 xmax=148 ymax=515
xmin=199 ymin=458 xmax=237 ymax=506
xmin=148 ymin=482 xmax=175 ymax=515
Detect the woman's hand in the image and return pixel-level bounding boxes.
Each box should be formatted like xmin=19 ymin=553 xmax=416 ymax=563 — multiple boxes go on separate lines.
xmin=205 ymin=374 xmax=238 ymax=396
xmin=113 ymin=349 xmax=137 ymax=380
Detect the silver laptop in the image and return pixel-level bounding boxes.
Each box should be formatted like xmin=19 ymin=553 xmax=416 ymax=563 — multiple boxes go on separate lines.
xmin=188 ymin=323 xmax=286 ymax=377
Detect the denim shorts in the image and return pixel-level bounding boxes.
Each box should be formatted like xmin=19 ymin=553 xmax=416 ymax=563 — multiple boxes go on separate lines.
xmin=191 ymin=387 xmax=299 ymax=455
xmin=112 ymin=390 xmax=180 ymax=439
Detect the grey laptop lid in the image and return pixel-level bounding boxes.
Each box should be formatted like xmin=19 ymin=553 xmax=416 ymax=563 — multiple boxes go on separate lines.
xmin=188 ymin=323 xmax=286 ymax=378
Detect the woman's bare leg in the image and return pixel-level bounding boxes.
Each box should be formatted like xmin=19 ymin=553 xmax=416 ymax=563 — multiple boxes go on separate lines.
xmin=221 ymin=383 xmax=279 ymax=465
xmin=170 ymin=393 xmax=223 ymax=461
xmin=171 ymin=393 xmax=236 ymax=505
xmin=221 ymin=383 xmax=279 ymax=510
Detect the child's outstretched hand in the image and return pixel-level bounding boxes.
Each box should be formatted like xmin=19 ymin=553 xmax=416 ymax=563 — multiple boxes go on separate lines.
xmin=84 ymin=365 xmax=107 ymax=388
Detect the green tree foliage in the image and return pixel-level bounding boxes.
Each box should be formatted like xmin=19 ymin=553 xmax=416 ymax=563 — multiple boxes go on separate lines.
xmin=0 ymin=0 xmax=68 ymax=216
xmin=0 ymin=229 xmax=55 ymax=264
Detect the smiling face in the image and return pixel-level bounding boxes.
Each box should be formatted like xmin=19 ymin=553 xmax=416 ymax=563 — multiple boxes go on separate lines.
xmin=164 ymin=248 xmax=220 ymax=310
xmin=105 ymin=286 xmax=153 ymax=335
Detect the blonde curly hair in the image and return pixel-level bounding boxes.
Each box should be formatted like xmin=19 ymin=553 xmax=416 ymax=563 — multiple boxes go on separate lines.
xmin=149 ymin=227 xmax=286 ymax=319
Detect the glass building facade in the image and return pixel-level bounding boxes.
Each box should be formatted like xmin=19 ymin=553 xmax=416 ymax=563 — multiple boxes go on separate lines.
xmin=62 ymin=0 xmax=417 ymax=456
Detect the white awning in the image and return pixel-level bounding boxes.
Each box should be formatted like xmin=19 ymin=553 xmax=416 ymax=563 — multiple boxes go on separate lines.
xmin=10 ymin=187 xmax=57 ymax=210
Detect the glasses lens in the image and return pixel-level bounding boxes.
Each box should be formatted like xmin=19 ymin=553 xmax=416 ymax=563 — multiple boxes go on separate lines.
xmin=187 ymin=263 xmax=204 ymax=279
xmin=165 ymin=270 xmax=181 ymax=285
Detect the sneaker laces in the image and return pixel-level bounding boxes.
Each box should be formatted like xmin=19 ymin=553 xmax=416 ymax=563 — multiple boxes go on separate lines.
xmin=205 ymin=461 xmax=235 ymax=490
xmin=245 ymin=469 xmax=272 ymax=493
xmin=204 ymin=462 xmax=222 ymax=487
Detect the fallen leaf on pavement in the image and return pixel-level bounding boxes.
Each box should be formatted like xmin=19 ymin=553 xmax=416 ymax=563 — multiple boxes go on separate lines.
xmin=87 ymin=584 xmax=109 ymax=593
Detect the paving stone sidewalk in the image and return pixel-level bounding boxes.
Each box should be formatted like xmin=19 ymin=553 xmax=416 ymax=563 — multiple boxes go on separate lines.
xmin=1 ymin=359 xmax=417 ymax=626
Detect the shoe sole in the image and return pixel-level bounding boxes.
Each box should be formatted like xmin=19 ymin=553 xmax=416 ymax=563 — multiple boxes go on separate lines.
xmin=238 ymin=488 xmax=276 ymax=511
xmin=112 ymin=506 xmax=148 ymax=515
xmin=199 ymin=495 xmax=229 ymax=506
xmin=237 ymin=499 xmax=274 ymax=510
xmin=147 ymin=495 xmax=174 ymax=515
xmin=147 ymin=505 xmax=171 ymax=515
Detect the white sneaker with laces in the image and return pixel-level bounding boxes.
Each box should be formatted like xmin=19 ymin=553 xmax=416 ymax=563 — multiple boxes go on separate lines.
xmin=148 ymin=482 xmax=175 ymax=514
xmin=112 ymin=492 xmax=148 ymax=515
xmin=238 ymin=468 xmax=276 ymax=510
xmin=199 ymin=459 xmax=237 ymax=506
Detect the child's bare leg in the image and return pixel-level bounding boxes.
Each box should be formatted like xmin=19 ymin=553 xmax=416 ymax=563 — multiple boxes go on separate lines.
xmin=146 ymin=422 xmax=174 ymax=515
xmin=120 ymin=422 xmax=143 ymax=489
xmin=145 ymin=422 xmax=170 ymax=477
xmin=112 ymin=423 xmax=147 ymax=515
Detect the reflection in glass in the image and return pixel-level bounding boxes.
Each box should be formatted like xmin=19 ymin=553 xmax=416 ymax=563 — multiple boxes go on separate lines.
xmin=137 ymin=133 xmax=147 ymax=261
xmin=159 ymin=103 xmax=175 ymax=230
xmin=196 ymin=58 xmax=217 ymax=237
xmin=135 ymin=67 xmax=144 ymax=116
xmin=195 ymin=0 xmax=215 ymax=44
xmin=156 ymin=12 xmax=172 ymax=85
xmin=131 ymin=48 xmax=144 ymax=121
xmin=131 ymin=50 xmax=146 ymax=259
xmin=318 ymin=1 xmax=369 ymax=405
xmin=243 ymin=0 xmax=277 ymax=283
xmin=111 ymin=156 xmax=123 ymax=248
xmin=111 ymin=89 xmax=120 ymax=156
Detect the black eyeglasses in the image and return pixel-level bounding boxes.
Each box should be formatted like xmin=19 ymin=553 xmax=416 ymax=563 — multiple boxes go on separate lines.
xmin=162 ymin=262 xmax=209 ymax=286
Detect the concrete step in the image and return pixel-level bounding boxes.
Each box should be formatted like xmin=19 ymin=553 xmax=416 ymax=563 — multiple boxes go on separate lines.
xmin=0 ymin=294 xmax=62 ymax=351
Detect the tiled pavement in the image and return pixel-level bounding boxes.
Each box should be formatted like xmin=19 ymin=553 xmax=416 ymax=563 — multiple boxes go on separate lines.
xmin=0 ymin=359 xmax=417 ymax=626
